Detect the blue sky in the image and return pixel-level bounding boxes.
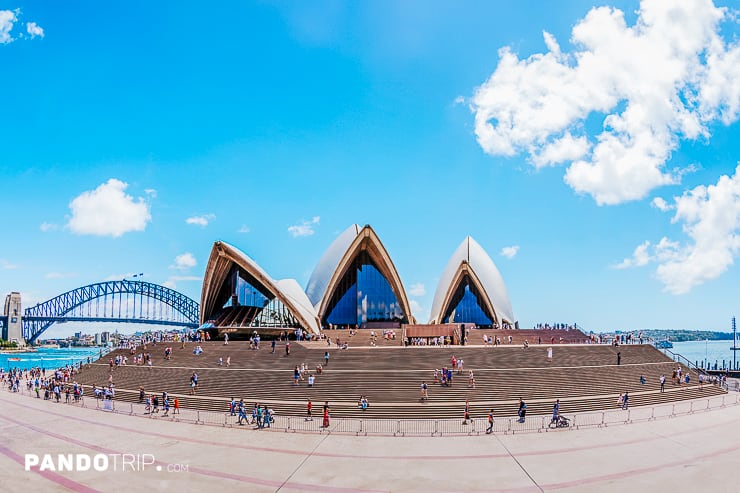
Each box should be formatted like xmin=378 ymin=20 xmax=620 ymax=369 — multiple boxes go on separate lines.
xmin=1 ymin=0 xmax=739 ymax=337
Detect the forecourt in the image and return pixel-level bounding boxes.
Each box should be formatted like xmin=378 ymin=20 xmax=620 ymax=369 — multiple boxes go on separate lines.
xmin=1 ymin=388 xmax=739 ymax=493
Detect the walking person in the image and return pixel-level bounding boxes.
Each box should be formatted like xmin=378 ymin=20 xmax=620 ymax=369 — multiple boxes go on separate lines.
xmin=322 ymin=401 xmax=330 ymax=428
xmin=617 ymin=351 xmax=621 ymax=365
xmin=660 ymin=374 xmax=666 ymax=393
xmin=486 ymin=409 xmax=495 ymax=434
xmin=324 ymin=351 xmax=330 ymax=366
xmin=517 ymin=398 xmax=527 ymax=423
xmin=547 ymin=346 xmax=553 ymax=363
xmin=551 ymin=399 xmax=560 ymax=425
xmin=420 ymin=381 xmax=429 ymax=401
xmin=306 ymin=398 xmax=313 ymax=421
xmin=462 ymin=399 xmax=471 ymax=425
xmin=621 ymin=391 xmax=629 ymax=410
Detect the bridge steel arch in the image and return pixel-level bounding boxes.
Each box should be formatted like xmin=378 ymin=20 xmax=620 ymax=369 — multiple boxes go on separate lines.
xmin=23 ymin=280 xmax=200 ymax=343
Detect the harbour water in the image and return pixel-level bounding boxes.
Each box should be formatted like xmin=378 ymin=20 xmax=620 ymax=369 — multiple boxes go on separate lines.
xmin=670 ymin=340 xmax=739 ymax=370
xmin=0 ymin=346 xmax=105 ymax=371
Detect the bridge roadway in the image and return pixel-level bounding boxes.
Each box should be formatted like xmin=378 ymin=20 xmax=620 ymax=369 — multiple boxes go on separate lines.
xmin=1 ymin=387 xmax=739 ymax=492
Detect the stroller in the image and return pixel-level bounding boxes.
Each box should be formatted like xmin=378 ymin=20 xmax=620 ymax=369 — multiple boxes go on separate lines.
xmin=549 ymin=415 xmax=570 ymax=429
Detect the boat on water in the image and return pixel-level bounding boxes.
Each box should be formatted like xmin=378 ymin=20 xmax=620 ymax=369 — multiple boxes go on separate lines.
xmin=8 ymin=357 xmax=21 ymax=361
xmin=654 ymin=340 xmax=673 ymax=349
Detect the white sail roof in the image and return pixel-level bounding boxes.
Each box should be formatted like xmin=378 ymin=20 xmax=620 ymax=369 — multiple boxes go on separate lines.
xmin=201 ymin=241 xmax=321 ymax=333
xmin=429 ymin=236 xmax=514 ymax=325
xmin=305 ymin=224 xmax=361 ymax=308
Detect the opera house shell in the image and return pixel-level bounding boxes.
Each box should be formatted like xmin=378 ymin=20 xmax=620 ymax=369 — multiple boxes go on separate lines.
xmin=200 ymin=241 xmax=321 ymax=334
xmin=305 ymin=224 xmax=416 ymax=329
xmin=199 ymin=229 xmax=514 ymax=335
xmin=428 ymin=236 xmax=514 ymax=328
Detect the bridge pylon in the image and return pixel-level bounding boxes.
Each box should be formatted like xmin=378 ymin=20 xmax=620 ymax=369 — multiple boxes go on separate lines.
xmin=3 ymin=292 xmax=26 ymax=347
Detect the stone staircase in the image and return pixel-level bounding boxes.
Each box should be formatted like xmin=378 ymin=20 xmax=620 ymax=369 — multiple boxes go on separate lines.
xmin=72 ymin=341 xmax=725 ymax=419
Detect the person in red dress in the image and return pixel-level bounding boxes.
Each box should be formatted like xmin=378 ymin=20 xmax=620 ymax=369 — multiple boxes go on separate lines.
xmin=322 ymin=402 xmax=330 ymax=428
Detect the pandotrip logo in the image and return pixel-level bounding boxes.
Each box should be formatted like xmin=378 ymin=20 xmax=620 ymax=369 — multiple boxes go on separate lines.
xmin=24 ymin=454 xmax=189 ymax=473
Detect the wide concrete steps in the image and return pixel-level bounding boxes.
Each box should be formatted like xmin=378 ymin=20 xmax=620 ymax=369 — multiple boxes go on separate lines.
xmin=74 ymin=342 xmax=723 ymax=419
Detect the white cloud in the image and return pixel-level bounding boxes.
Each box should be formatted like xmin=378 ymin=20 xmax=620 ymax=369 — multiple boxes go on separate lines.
xmin=237 ymin=225 xmax=251 ymax=234
xmin=651 ymin=197 xmax=673 ymax=212
xmin=409 ymin=299 xmax=425 ymax=319
xmin=144 ymin=188 xmax=157 ymax=198
xmin=39 ymin=222 xmax=58 ymax=232
xmin=67 ymin=179 xmax=152 ymax=237
xmin=408 ymin=282 xmax=426 ymax=297
xmin=1 ymin=258 xmax=20 ymax=270
xmin=616 ymin=165 xmax=740 ymax=293
xmin=185 ymin=214 xmax=215 ymax=227
xmin=613 ymin=240 xmax=652 ymax=269
xmin=453 ymin=95 xmax=465 ymax=105
xmin=471 ymin=0 xmax=740 ymax=205
xmin=500 ymin=245 xmax=520 ymax=259
xmin=171 ymin=253 xmax=197 ymax=271
xmin=288 ymin=216 xmax=320 ymax=237
xmin=0 ymin=10 xmax=18 ymax=44
xmin=162 ymin=275 xmax=201 ymax=290
xmin=26 ymin=21 xmax=43 ymax=38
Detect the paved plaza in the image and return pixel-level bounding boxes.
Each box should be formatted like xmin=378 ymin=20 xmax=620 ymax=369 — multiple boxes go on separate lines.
xmin=0 ymin=389 xmax=738 ymax=492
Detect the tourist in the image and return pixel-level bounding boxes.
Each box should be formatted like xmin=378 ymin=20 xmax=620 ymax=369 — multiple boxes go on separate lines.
xmin=660 ymin=374 xmax=666 ymax=393
xmin=699 ymin=372 xmax=704 ymax=389
xmin=163 ymin=396 xmax=170 ymax=416
xmin=263 ymin=406 xmax=271 ymax=428
xmin=256 ymin=404 xmax=264 ymax=428
xmin=308 ymin=373 xmax=315 ymax=387
xmin=324 ymin=351 xmax=330 ymax=366
xmin=462 ymin=399 xmax=470 ymax=425
xmin=306 ymin=398 xmax=313 ymax=421
xmin=224 ymin=333 xmax=229 ymax=345
xmin=271 ymin=339 xmax=276 ymax=354
xmin=226 ymin=356 xmax=231 ymax=368
xmin=639 ymin=375 xmax=646 ymax=385
xmin=218 ymin=356 xmax=223 ymax=366
xmin=139 ymin=386 xmax=145 ymax=403
xmin=551 ymin=399 xmax=560 ymax=425
xmin=421 ymin=381 xmax=429 ymax=401
xmin=621 ymin=391 xmax=629 ymax=410
xmin=547 ymin=346 xmax=553 ymax=363
xmin=517 ymin=398 xmax=527 ymax=423
xmin=322 ymin=402 xmax=330 ymax=428
xmin=230 ymin=397 xmax=237 ymax=416
xmin=285 ymin=341 xmax=291 ymax=356
xmin=294 ymin=366 xmax=300 ymax=386
xmin=617 ymin=351 xmax=621 ymax=365
xmin=468 ymin=370 xmax=475 ymax=389
xmin=237 ymin=399 xmax=247 ymax=425
xmin=486 ymin=408 xmax=495 ymax=434
xmin=457 ymin=358 xmax=464 ymax=374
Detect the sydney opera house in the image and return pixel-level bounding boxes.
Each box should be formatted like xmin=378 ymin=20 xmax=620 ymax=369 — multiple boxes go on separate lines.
xmin=200 ymin=224 xmax=515 ymax=335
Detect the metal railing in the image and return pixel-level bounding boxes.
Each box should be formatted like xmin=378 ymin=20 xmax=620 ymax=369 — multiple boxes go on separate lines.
xmin=7 ymin=384 xmax=740 ymax=437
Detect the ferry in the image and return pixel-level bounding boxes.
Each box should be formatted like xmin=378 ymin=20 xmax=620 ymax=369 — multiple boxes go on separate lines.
xmin=654 ymin=340 xmax=673 ymax=349
xmin=7 ymin=357 xmax=21 ymax=362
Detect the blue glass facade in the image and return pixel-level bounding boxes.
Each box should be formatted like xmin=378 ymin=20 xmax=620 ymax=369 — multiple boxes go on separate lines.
xmin=442 ymin=276 xmax=493 ymax=327
xmin=217 ymin=268 xmax=301 ymax=328
xmin=324 ymin=251 xmax=405 ymax=328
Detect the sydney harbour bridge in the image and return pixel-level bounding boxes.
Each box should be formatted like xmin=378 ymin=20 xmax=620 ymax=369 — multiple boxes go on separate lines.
xmin=1 ymin=280 xmax=200 ymax=345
